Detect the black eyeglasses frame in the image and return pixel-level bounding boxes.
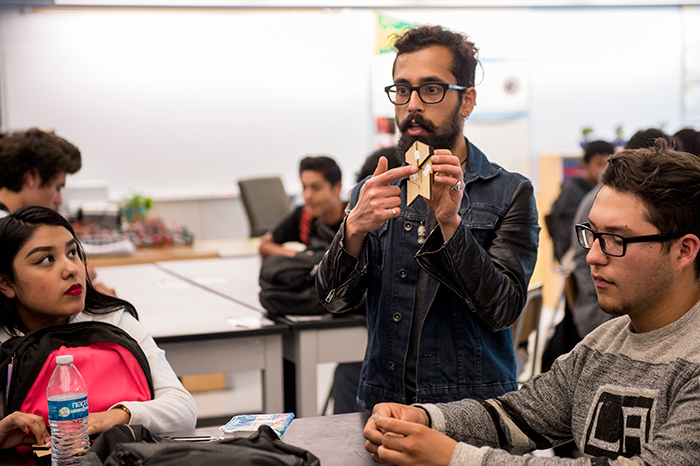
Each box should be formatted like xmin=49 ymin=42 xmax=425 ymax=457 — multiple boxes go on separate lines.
xmin=384 ymin=82 xmax=470 ymax=105
xmin=575 ymin=222 xmax=683 ymax=257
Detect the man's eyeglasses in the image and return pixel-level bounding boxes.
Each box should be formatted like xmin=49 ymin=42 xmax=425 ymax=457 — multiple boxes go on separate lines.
xmin=575 ymin=223 xmax=682 ymax=257
xmin=384 ymin=82 xmax=469 ymax=105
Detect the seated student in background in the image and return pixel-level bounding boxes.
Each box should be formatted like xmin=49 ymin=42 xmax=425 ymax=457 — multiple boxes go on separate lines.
xmin=258 ymin=156 xmax=346 ymax=257
xmin=354 ymin=147 xmax=402 ymax=183
xmin=673 ymin=127 xmax=700 ymax=157
xmin=0 ymin=128 xmax=115 ymax=297
xmin=0 ymin=207 xmax=197 ymax=436
xmin=547 ymin=140 xmax=614 ymax=263
xmin=364 ymin=140 xmax=700 ymax=465
xmin=0 ymin=128 xmax=80 ymax=217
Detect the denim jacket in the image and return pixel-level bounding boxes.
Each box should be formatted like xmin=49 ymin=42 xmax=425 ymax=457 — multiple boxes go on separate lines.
xmin=315 ymin=140 xmax=540 ymax=408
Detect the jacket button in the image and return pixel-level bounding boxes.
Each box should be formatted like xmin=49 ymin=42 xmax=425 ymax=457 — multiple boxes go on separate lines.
xmin=404 ymin=222 xmax=413 ymax=231
xmin=412 ymin=396 xmax=418 ymax=403
xmin=392 ymin=312 xmax=402 ymax=322
xmin=388 ymin=362 xmax=396 ymax=371
xmin=398 ymin=269 xmax=407 ymax=279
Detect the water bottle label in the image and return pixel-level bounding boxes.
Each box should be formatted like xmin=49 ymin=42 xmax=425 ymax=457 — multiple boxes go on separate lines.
xmin=48 ymin=395 xmax=88 ymax=421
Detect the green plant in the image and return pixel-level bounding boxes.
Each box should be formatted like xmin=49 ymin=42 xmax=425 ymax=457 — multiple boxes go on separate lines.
xmin=581 ymin=127 xmax=594 ymax=141
xmin=125 ymin=193 xmax=152 ymax=210
xmin=614 ymin=124 xmax=624 ymax=140
xmin=122 ymin=193 xmax=153 ymax=222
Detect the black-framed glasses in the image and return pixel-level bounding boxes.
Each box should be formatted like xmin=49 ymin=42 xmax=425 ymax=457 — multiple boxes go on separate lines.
xmin=575 ymin=223 xmax=682 ymax=257
xmin=384 ymin=82 xmax=469 ymax=105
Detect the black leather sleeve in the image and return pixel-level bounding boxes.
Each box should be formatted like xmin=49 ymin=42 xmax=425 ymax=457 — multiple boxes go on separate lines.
xmin=415 ymin=179 xmax=540 ymax=331
xmin=315 ymin=218 xmax=370 ymax=313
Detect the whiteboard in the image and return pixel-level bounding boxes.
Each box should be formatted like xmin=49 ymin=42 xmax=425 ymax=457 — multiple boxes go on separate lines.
xmin=0 ymin=8 xmax=376 ymax=199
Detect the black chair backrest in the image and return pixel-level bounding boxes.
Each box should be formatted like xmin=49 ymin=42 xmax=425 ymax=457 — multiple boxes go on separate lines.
xmin=238 ymin=177 xmax=292 ymax=237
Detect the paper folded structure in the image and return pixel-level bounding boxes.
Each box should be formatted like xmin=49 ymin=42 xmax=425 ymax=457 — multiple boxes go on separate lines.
xmin=406 ymin=141 xmax=435 ymax=205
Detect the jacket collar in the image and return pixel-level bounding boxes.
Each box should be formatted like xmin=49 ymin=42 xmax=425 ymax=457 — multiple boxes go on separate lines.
xmin=463 ymin=137 xmax=501 ymax=183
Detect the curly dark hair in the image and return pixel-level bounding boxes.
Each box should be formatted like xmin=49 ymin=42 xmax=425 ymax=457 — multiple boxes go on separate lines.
xmin=601 ymin=139 xmax=700 ymax=278
xmin=392 ymin=25 xmax=479 ymax=88
xmin=0 ymin=128 xmax=81 ymax=192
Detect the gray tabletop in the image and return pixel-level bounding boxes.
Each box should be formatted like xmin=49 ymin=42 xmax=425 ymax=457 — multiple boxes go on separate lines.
xmin=284 ymin=411 xmax=387 ymax=465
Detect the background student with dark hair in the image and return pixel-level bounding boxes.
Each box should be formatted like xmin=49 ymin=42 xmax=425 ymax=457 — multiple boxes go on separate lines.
xmin=258 ymin=155 xmax=346 ymax=258
xmin=0 ymin=128 xmax=115 ymax=297
xmin=547 ymin=140 xmax=614 ymax=263
xmin=0 ymin=128 xmax=81 ymax=217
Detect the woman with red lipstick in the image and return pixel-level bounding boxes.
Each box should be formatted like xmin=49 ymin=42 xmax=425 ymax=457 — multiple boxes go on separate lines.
xmin=0 ymin=206 xmax=196 ymax=441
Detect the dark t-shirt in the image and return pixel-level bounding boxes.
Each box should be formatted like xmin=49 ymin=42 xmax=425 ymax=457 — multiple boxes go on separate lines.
xmin=271 ymin=205 xmax=344 ymax=251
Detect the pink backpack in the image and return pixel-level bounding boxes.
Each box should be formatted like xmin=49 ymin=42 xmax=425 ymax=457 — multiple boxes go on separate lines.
xmin=1 ymin=322 xmax=153 ymax=424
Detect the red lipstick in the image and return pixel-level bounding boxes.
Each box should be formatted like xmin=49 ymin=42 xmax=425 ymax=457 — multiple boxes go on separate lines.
xmin=65 ymin=284 xmax=83 ymax=296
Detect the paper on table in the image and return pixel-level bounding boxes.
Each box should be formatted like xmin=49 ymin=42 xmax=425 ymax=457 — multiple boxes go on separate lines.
xmin=226 ymin=316 xmax=263 ymax=329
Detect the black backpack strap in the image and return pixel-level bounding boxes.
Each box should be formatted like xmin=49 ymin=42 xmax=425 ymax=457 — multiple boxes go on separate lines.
xmin=2 ymin=321 xmax=154 ymax=415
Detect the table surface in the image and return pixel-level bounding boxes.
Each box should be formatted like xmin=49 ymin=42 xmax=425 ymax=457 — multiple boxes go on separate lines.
xmin=0 ymin=413 xmax=383 ymax=466
xmin=88 ymin=238 xmax=261 ymax=268
xmin=283 ymin=411 xmax=382 ymax=465
xmin=95 ymin=263 xmax=277 ymax=339
xmin=94 ymin=262 xmax=286 ymax=416
xmin=155 ymin=256 xmax=264 ymax=312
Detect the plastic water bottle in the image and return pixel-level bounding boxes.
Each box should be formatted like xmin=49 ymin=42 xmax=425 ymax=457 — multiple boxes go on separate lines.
xmin=47 ymin=355 xmax=90 ymax=466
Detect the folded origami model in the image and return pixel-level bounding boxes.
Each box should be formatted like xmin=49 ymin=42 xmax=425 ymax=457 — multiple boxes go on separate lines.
xmin=405 ymin=141 xmax=434 ymax=206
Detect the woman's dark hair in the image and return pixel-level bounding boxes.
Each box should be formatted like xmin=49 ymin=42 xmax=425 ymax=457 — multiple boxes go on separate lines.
xmin=0 ymin=206 xmax=137 ymax=335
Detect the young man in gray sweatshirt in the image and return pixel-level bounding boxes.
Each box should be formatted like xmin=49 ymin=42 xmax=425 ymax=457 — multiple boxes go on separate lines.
xmin=364 ymin=140 xmax=700 ymax=466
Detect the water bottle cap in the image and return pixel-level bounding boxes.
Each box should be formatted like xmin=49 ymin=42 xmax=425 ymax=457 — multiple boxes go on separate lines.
xmin=55 ymin=355 xmax=73 ymax=365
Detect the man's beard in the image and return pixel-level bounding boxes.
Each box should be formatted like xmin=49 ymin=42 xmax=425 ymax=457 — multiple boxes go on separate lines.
xmin=395 ymin=101 xmax=463 ymax=164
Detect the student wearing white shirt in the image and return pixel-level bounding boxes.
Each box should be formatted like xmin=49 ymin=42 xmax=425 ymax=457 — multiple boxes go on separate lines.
xmin=0 ymin=206 xmax=196 ymax=438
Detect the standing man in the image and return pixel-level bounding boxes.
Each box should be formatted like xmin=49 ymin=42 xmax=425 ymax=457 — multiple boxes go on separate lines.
xmin=259 ymin=156 xmax=346 ymax=258
xmin=316 ymin=25 xmax=539 ymax=409
xmin=0 ymin=128 xmax=81 ymax=218
xmin=364 ymin=140 xmax=700 ymax=465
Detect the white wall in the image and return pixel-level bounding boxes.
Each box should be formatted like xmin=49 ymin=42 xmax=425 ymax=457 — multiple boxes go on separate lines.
xmin=0 ymin=6 xmax=688 ymax=209
xmin=0 ymin=8 xmax=376 ymax=199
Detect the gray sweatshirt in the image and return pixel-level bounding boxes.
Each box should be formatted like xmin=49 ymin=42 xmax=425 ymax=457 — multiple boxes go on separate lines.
xmin=421 ymin=300 xmax=700 ymax=465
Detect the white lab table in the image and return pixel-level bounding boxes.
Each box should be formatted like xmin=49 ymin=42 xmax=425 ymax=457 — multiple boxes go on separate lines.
xmin=156 ymin=257 xmax=368 ymax=418
xmin=95 ymin=263 xmax=285 ymax=416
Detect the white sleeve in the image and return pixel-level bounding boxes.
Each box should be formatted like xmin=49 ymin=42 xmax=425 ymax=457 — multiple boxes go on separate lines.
xmin=110 ymin=312 xmax=197 ymax=432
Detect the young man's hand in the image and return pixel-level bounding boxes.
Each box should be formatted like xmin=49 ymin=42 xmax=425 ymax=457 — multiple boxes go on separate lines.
xmin=364 ymin=404 xmax=456 ymax=466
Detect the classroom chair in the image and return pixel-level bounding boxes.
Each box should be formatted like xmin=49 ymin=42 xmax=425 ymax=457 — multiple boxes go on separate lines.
xmin=513 ymin=282 xmax=544 ymax=383
xmin=238 ymin=177 xmax=292 ymax=237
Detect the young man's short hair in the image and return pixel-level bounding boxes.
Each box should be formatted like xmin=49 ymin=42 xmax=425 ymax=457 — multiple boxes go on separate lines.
xmin=625 ymin=128 xmax=670 ymax=150
xmin=392 ymin=25 xmax=479 ymax=89
xmin=299 ymin=156 xmax=342 ymax=186
xmin=601 ymin=139 xmax=700 ymax=278
xmin=0 ymin=128 xmax=81 ymax=192
xmin=583 ymin=140 xmax=614 ymax=164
